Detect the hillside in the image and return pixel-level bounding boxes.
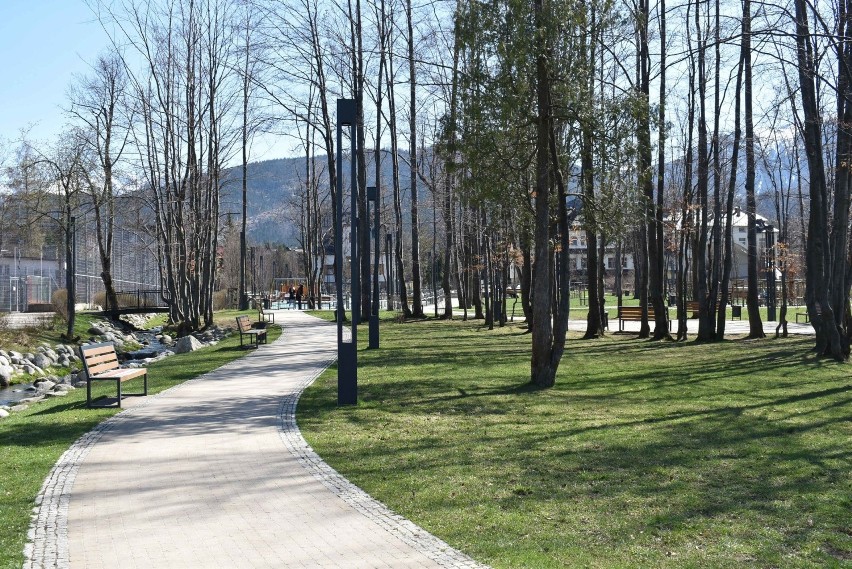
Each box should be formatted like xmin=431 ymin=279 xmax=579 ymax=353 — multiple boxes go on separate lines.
xmin=221 ymin=151 xmax=416 ymax=246
xmin=220 ymin=143 xmax=790 ymax=248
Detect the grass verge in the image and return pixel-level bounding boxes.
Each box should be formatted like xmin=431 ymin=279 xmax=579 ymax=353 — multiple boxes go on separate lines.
xmin=0 ymin=315 xmax=280 ymax=569
xmin=298 ymin=318 xmax=851 ymax=568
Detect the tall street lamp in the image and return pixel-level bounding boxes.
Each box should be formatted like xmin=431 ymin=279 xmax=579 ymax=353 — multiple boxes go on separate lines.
xmin=766 ymin=224 xmax=777 ymax=321
xmin=336 ymin=98 xmax=358 ymax=405
xmin=368 ymin=186 xmax=380 ymax=348
xmin=431 ymin=250 xmax=437 ymax=318
xmin=385 ymin=232 xmax=393 ymax=311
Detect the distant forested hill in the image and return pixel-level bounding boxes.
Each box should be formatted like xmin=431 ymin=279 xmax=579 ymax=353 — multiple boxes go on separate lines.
xmin=224 ymin=142 xmax=794 ymax=248
xmin=221 ymin=151 xmax=416 ymax=247
xmin=220 ymin=157 xmax=303 ymax=246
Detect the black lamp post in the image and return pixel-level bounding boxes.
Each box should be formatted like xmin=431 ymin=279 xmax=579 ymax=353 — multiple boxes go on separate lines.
xmin=68 ymin=218 xmax=76 ymax=321
xmin=368 ymin=186 xmax=380 ymax=348
xmin=385 ymin=232 xmax=393 ymax=311
xmin=250 ymin=247 xmax=256 ymax=302
xmin=431 ymin=250 xmax=438 ymax=317
xmin=766 ymin=224 xmax=776 ymax=321
xmin=336 ymin=98 xmax=358 ymax=405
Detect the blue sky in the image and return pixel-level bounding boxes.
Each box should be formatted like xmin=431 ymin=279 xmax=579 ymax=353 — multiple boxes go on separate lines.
xmin=0 ymin=1 xmax=112 ymax=143
xmin=0 ymin=1 xmax=289 ymax=160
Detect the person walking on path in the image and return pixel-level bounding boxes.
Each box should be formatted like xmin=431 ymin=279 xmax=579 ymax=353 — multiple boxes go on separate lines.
xmin=296 ymin=283 xmax=304 ymax=310
xmin=25 ymin=310 xmax=487 ymax=569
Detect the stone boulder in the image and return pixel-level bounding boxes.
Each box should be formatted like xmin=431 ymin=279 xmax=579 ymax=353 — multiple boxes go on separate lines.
xmin=33 ymin=353 xmax=53 ymax=370
xmin=0 ymin=364 xmax=13 ymax=388
xmin=35 ymin=380 xmax=57 ymax=392
xmin=174 ymin=335 xmax=204 ymax=354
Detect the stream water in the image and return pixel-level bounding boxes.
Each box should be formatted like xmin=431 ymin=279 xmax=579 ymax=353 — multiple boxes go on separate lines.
xmin=0 ymin=383 xmax=36 ymax=407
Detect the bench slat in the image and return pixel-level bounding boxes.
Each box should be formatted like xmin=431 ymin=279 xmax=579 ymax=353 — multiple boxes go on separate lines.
xmin=91 ymin=368 xmax=147 ymax=381
xmin=81 ymin=344 xmax=118 ymax=357
xmin=88 ymin=361 xmax=122 ymax=375
xmin=84 ymin=352 xmax=120 ymax=367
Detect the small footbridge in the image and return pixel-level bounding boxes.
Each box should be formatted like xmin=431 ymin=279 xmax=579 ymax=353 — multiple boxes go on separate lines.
xmin=106 ymin=289 xmax=171 ymax=315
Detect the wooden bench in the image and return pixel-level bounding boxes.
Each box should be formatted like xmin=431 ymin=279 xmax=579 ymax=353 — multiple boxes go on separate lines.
xmin=236 ymin=315 xmax=267 ymax=348
xmin=259 ymin=304 xmax=275 ymax=323
xmin=683 ymin=300 xmax=741 ymax=320
xmin=686 ymin=301 xmax=700 ymax=318
xmin=80 ymin=342 xmax=148 ymax=408
xmin=796 ymin=304 xmax=820 ymax=323
xmin=617 ymin=306 xmax=670 ymax=331
xmin=314 ymin=295 xmax=335 ymax=309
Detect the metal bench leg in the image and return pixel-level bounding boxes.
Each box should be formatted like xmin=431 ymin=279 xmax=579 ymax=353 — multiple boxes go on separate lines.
xmin=117 ymin=379 xmax=122 ymax=408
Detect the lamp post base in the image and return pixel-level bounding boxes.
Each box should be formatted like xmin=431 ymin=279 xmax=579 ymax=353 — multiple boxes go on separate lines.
xmin=338 ymin=341 xmax=357 ymax=405
xmin=368 ymin=315 xmax=379 ymax=349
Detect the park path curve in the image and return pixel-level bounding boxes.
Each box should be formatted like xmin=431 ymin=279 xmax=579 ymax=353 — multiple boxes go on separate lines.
xmin=25 ymin=310 xmax=487 ymax=569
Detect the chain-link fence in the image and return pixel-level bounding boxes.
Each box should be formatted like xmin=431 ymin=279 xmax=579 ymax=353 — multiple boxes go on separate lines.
xmin=0 ymin=272 xmax=59 ymax=313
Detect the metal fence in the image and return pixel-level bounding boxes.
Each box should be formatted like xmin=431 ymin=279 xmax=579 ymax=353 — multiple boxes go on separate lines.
xmin=0 ymin=274 xmax=59 ymax=313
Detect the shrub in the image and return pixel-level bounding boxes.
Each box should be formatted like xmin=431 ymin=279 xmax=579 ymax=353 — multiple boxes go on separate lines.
xmin=92 ymin=291 xmax=107 ymax=310
xmin=213 ymin=290 xmax=231 ymax=311
xmin=52 ymin=289 xmax=68 ymax=322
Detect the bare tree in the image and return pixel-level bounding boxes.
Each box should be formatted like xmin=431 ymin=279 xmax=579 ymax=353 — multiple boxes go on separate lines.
xmin=406 ymin=0 xmax=424 ymax=318
xmin=103 ymin=0 xmax=239 ymax=333
xmin=40 ymin=134 xmax=86 ymax=340
xmin=68 ymin=52 xmax=132 ymax=314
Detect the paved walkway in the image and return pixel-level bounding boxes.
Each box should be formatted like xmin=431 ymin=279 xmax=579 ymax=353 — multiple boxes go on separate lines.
xmin=25 ymin=311 xmax=487 ymax=569
xmin=583 ymin=317 xmax=815 ymax=335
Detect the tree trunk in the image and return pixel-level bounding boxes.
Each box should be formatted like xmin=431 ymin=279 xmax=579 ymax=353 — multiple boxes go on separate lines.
xmin=531 ymin=0 xmax=555 ymax=387
xmin=717 ymin=40 xmax=745 ymax=340
xmin=743 ymin=0 xmax=765 ymax=339
xmin=407 ymin=0 xmax=424 ymax=318
xmin=695 ymin=0 xmax=713 ymax=341
xmin=793 ymin=0 xmax=842 ymax=357
xmin=442 ymin=9 xmax=461 ymax=320
xmin=385 ymin=33 xmax=411 ymax=318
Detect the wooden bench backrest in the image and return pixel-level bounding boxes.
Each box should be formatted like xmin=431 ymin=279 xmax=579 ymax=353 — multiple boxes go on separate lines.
xmin=236 ymin=315 xmax=253 ymax=332
xmin=80 ymin=343 xmax=120 ymax=376
xmin=618 ymin=306 xmax=667 ymax=319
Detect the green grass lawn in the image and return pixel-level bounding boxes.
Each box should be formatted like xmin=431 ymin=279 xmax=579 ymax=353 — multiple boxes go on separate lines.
xmin=0 ymin=315 xmax=280 ymax=569
xmin=0 ymin=312 xmax=105 ymax=358
xmin=298 ymin=317 xmax=851 ymax=568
